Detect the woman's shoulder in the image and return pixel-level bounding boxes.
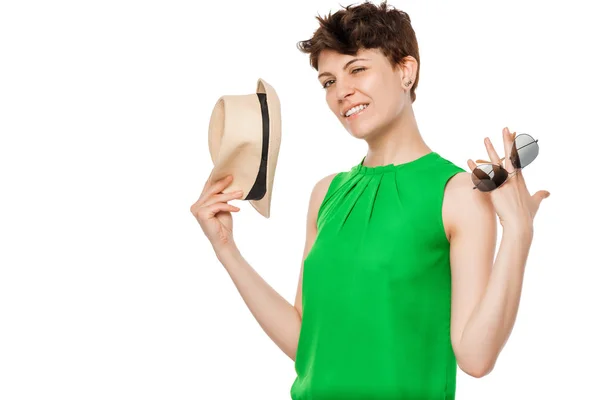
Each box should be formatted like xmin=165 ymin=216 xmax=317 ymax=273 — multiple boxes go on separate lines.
xmin=431 ymin=152 xmax=471 ymax=194
xmin=432 ymin=152 xmax=467 ymax=171
xmin=311 ymin=172 xmax=339 ymax=199
xmin=307 ymin=168 xmax=353 ymax=219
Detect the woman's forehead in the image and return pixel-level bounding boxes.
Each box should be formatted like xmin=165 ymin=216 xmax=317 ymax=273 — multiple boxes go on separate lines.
xmin=317 ymin=48 xmax=383 ymax=74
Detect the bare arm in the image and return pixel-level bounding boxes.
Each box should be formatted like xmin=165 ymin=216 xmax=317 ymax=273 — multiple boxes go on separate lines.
xmin=445 ymin=172 xmax=533 ymax=378
xmin=215 ymin=173 xmax=336 ymax=361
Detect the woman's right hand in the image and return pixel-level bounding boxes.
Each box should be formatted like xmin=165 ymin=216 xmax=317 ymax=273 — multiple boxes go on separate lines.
xmin=190 ymin=172 xmax=244 ymax=254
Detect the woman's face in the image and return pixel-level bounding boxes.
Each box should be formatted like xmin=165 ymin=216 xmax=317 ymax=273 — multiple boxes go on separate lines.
xmin=317 ymin=47 xmax=413 ymax=140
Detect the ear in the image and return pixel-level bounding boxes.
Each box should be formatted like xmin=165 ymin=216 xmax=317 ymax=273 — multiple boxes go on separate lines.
xmin=399 ymin=55 xmax=418 ymax=82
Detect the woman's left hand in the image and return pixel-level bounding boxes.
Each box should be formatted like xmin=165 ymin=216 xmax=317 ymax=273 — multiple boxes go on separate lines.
xmin=467 ymin=127 xmax=550 ymax=233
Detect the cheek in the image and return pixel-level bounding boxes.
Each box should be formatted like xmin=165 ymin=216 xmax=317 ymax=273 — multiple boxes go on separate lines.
xmin=378 ymin=88 xmax=404 ymax=115
xmin=326 ymin=93 xmax=339 ymax=115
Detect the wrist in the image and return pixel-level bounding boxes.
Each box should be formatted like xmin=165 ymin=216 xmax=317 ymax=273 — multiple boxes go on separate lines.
xmin=214 ymin=242 xmax=241 ymax=263
xmin=502 ymin=222 xmax=534 ymax=241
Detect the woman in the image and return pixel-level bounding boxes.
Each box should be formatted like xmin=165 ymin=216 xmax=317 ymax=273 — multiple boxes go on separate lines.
xmin=190 ymin=1 xmax=550 ymax=399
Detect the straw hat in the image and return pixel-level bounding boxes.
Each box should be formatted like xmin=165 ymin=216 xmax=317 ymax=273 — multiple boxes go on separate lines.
xmin=207 ymin=78 xmax=282 ymax=218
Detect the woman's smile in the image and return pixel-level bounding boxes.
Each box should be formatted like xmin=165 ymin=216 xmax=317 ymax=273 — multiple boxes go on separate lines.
xmin=346 ymin=103 xmax=370 ymax=120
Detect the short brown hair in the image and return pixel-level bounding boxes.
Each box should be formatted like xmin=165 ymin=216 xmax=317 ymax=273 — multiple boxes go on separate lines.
xmin=297 ymin=0 xmax=420 ymax=103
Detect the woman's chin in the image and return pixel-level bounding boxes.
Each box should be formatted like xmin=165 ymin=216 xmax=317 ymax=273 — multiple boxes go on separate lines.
xmin=348 ymin=130 xmax=371 ymax=140
xmin=347 ymin=122 xmax=376 ymax=139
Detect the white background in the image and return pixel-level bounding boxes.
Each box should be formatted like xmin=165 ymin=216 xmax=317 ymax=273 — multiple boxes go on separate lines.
xmin=1 ymin=0 xmax=598 ymax=399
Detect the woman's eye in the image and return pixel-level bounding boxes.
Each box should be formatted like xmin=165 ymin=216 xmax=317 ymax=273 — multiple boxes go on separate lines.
xmin=322 ymin=68 xmax=365 ymax=89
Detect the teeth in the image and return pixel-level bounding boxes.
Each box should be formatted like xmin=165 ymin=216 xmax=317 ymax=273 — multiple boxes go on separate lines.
xmin=345 ymin=104 xmax=368 ymax=117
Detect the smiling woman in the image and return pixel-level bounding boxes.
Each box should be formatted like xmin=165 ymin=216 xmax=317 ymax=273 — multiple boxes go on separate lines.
xmin=192 ymin=1 xmax=550 ymax=399
xmin=296 ymin=2 xmax=422 ymax=143
xmin=272 ymin=0 xmax=551 ymax=395
xmin=287 ymin=2 xmax=476 ymax=399
xmin=299 ymin=3 xmax=421 ymax=104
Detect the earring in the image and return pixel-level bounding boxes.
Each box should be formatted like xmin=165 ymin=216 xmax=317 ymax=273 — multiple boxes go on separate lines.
xmin=404 ymin=79 xmax=412 ymax=87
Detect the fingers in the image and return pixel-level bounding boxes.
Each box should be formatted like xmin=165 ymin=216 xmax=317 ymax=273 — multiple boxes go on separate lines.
xmin=531 ymin=189 xmax=551 ymax=218
xmin=502 ymin=127 xmax=515 ymax=173
xmin=467 ymin=159 xmax=477 ymax=171
xmin=203 ymin=190 xmax=244 ymax=208
xmin=193 ymin=173 xmax=242 ymax=208
xmin=206 ymin=202 xmax=241 ymax=216
xmin=484 ymin=135 xmax=502 ymax=166
xmin=190 ymin=190 xmax=242 ymax=217
xmin=198 ymin=174 xmax=234 ymax=202
xmin=209 ymin=174 xmax=234 ymax=195
xmin=193 ymin=201 xmax=241 ymax=220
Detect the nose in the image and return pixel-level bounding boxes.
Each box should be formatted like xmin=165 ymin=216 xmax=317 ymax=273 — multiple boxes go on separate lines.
xmin=335 ymin=77 xmax=355 ymax=102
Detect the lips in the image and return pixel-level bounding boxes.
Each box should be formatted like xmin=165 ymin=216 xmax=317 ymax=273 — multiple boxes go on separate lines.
xmin=342 ymin=103 xmax=370 ymax=118
xmin=345 ymin=104 xmax=370 ymax=119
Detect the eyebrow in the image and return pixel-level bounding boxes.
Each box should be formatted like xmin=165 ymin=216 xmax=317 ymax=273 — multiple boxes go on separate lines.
xmin=317 ymin=58 xmax=371 ymax=80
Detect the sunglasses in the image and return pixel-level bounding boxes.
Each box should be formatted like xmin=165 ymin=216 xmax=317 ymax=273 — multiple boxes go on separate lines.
xmin=472 ymin=133 xmax=539 ymax=192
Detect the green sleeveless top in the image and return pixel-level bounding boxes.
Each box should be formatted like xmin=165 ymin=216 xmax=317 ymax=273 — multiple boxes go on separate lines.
xmin=290 ymin=151 xmax=466 ymax=400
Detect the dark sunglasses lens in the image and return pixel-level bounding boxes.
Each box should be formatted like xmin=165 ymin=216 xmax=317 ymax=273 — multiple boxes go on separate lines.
xmin=472 ymin=164 xmax=509 ymax=192
xmin=511 ymin=134 xmax=538 ymax=169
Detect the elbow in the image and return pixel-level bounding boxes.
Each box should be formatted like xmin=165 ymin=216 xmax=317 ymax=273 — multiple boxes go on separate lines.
xmin=454 ymin=341 xmax=497 ymax=378
xmin=454 ymin=336 xmax=499 ymax=378
xmin=466 ymin=365 xmax=493 ymax=379
xmin=458 ymin=358 xmax=496 ymax=379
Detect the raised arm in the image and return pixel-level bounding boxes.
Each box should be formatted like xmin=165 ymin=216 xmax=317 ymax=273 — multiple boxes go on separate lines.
xmin=444 ymin=171 xmax=534 ymax=377
xmin=215 ymin=173 xmax=336 ymax=361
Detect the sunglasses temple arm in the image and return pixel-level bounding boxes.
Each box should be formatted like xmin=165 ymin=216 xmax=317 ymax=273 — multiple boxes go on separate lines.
xmin=475 ymin=138 xmax=539 ymax=164
xmin=475 ymin=156 xmax=506 ymax=164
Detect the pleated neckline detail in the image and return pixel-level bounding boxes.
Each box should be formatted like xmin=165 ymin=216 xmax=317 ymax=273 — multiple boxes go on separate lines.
xmin=352 ymin=151 xmax=440 ymax=175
